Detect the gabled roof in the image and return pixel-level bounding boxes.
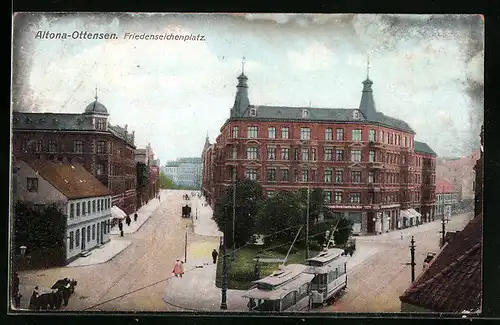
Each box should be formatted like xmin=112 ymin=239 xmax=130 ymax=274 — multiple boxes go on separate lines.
xmin=414 ymin=141 xmax=437 ymax=156
xmin=23 ymin=159 xmax=111 ymax=200
xmin=399 ymin=214 xmax=482 ymax=312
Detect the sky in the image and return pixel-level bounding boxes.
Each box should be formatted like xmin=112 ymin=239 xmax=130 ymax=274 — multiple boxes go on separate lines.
xmin=11 ymin=13 xmax=484 ymax=163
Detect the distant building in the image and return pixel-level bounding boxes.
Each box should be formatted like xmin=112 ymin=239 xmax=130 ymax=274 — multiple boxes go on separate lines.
xmin=163 ymin=161 xmax=179 ymax=184
xmin=177 ymin=157 xmax=202 ymax=188
xmin=436 ymin=179 xmax=460 ymax=218
xmin=135 ymin=143 xmax=160 ymax=207
xmin=203 ymin=65 xmax=437 ymax=235
xmin=12 ymin=94 xmax=137 ymax=215
xmin=14 ymin=159 xmax=113 ymax=264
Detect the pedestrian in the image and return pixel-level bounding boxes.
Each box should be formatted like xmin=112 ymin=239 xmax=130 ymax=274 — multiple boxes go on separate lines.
xmin=212 ymin=249 xmax=219 ymax=264
xmin=180 ymin=261 xmax=185 ymax=277
xmin=400 ymin=232 xmax=403 ymax=240
xmin=172 ymin=260 xmax=182 ymax=277
xmin=126 ymin=215 xmax=131 ymax=227
xmin=134 ymin=212 xmax=138 ymax=222
xmin=118 ymin=220 xmax=124 ymax=237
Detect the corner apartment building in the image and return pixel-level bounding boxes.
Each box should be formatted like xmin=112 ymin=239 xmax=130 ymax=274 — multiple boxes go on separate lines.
xmin=202 ymin=68 xmax=437 ymax=235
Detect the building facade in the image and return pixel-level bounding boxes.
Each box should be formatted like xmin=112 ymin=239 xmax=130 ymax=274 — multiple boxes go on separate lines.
xmin=163 ymin=161 xmax=180 ymax=184
xmin=135 ymin=143 xmax=160 ymax=207
xmin=203 ymin=68 xmax=437 ymax=235
xmin=14 ymin=159 xmax=112 ymax=264
xmin=12 ymin=95 xmax=137 ymax=215
xmin=435 ymin=179 xmax=460 ymax=219
xmin=176 ymin=157 xmax=202 ymax=188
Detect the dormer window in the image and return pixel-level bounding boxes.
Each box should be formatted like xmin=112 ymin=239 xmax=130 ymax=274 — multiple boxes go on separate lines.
xmin=302 ymin=109 xmax=309 ymax=118
xmin=53 ymin=118 xmax=59 ymax=125
xmin=25 ymin=117 xmax=32 ymax=124
xmin=353 ymin=110 xmax=360 ymax=120
xmin=249 ymin=106 xmax=257 ymax=117
xmin=39 ymin=118 xmax=45 ymax=124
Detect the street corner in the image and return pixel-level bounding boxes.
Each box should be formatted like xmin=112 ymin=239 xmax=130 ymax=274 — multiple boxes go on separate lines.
xmin=187 ymin=238 xmax=219 ymax=262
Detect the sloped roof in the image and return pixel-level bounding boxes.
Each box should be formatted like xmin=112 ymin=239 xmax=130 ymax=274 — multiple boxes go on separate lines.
xmin=232 ymin=105 xmax=414 ymax=133
xmin=436 ymin=179 xmax=456 ymax=194
xmin=23 ymin=159 xmax=111 ymax=200
xmin=399 ymin=214 xmax=482 ymax=312
xmin=414 ymin=141 xmax=437 ymax=156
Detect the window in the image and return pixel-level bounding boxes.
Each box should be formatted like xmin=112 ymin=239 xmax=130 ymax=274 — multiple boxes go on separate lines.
xmin=324 ymin=149 xmax=333 ymax=161
xmin=97 ymin=163 xmax=105 ymax=175
xmin=26 ymin=178 xmax=38 ymax=192
xmin=76 ymin=203 xmax=80 ymax=217
xmin=75 ymin=229 xmax=80 ymax=248
xmin=334 ymin=191 xmax=342 ymax=203
xmin=92 ymin=224 xmax=96 ymax=240
xmin=249 ymin=107 xmax=257 ymax=117
xmin=369 ymin=150 xmax=376 ymax=162
xmin=352 ymin=129 xmax=362 ymax=141
xmin=232 ymin=147 xmax=238 ymax=159
xmin=302 ymin=109 xmax=309 ymax=118
xmin=300 ymin=128 xmax=311 ymax=140
xmin=335 ymin=149 xmax=344 ymax=161
xmin=246 ymin=168 xmax=257 ymax=181
xmin=74 ymin=140 xmax=83 ymax=153
xmin=350 ymin=193 xmax=361 ymax=204
xmin=87 ymin=226 xmax=91 ymax=242
xmin=351 ymin=149 xmax=362 ymax=162
xmin=247 ymin=147 xmax=258 ymax=160
xmin=336 ymin=128 xmax=344 ymax=140
xmin=35 ymin=140 xmax=43 ymax=152
xmin=281 ymin=127 xmax=289 ymax=139
xmin=325 ymin=191 xmax=331 ymax=203
xmin=96 ymin=141 xmax=105 ymax=154
xmin=353 ymin=111 xmax=360 ymax=120
xmin=88 ymin=201 xmax=92 ymax=214
xmin=267 ymin=169 xmax=276 ymax=182
xmin=280 ymin=169 xmax=289 ymax=182
xmin=92 ymin=200 xmax=96 ymax=213
xmin=267 ymin=147 xmax=276 ymax=160
xmin=48 ymin=140 xmax=57 ymax=153
xmin=302 ymin=169 xmax=309 ymax=182
xmin=351 ymin=171 xmax=361 ymax=183
xmin=311 ymin=148 xmax=317 ymax=161
xmin=70 ymin=203 xmax=74 ymax=218
xmin=103 ymin=221 xmax=107 ymax=234
xmin=82 ymin=202 xmax=86 ymax=215
xmin=325 ymin=128 xmax=333 ymax=140
xmin=268 ymin=127 xmax=276 ymax=139
xmin=369 ymin=130 xmax=376 ymax=142
xmin=368 ymin=171 xmax=374 ymax=183
xmin=324 ymin=169 xmax=332 ymax=183
xmin=281 ymin=148 xmax=290 ymax=160
xmin=335 ymin=170 xmax=343 ymax=183
xmin=232 ymin=126 xmax=239 ymax=138
xmin=69 ymin=231 xmax=74 ymax=250
xmin=302 ymin=148 xmax=309 ymax=161
xmin=247 ymin=126 xmax=258 ymax=138
xmin=267 ymin=191 xmax=275 ymax=198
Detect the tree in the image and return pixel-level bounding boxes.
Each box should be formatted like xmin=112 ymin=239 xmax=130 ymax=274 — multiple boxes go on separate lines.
xmin=213 ymin=179 xmax=264 ymax=247
xmin=323 ymin=210 xmax=353 ymax=247
xmin=159 ymin=172 xmax=179 ymax=189
xmin=256 ymin=191 xmax=305 ymax=246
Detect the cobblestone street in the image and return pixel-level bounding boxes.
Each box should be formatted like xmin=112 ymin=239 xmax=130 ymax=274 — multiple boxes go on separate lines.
xmin=319 ymin=211 xmax=474 ymax=313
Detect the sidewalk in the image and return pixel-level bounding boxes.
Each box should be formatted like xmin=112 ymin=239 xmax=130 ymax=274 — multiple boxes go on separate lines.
xmin=191 ymin=196 xmax=223 ymax=238
xmin=110 ymin=191 xmax=164 ymax=235
xmin=163 ymin=238 xmax=247 ymax=312
xmin=67 ymin=238 xmax=132 ymax=267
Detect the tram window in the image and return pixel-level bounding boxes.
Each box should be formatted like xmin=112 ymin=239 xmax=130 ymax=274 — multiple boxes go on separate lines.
xmin=259 ymin=299 xmax=279 ymax=312
xmin=319 ymin=274 xmax=327 ymax=286
xmin=297 ymin=283 xmax=309 ymax=301
xmin=281 ymin=292 xmax=296 ymax=311
xmin=338 ymin=263 xmax=346 ymax=275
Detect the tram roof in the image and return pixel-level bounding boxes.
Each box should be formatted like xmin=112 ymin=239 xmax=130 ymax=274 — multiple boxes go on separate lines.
xmin=243 ymin=273 xmax=315 ymax=300
xmin=252 ymin=264 xmax=307 ymax=287
xmin=307 ymin=248 xmax=345 ymax=264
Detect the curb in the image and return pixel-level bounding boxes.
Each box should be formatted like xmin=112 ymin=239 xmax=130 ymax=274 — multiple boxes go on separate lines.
xmin=66 ymin=241 xmax=133 ymax=268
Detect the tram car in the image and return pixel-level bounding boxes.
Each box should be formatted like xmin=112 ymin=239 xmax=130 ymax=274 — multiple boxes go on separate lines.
xmin=304 ymin=248 xmax=348 ymax=307
xmin=243 ymin=264 xmax=314 ymax=312
xmin=181 ymin=204 xmax=192 ymax=218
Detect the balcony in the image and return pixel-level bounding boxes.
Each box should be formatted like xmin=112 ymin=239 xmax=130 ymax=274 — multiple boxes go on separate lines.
xmin=368 ymin=161 xmax=384 ymax=169
xmin=368 ymin=141 xmax=384 ymax=148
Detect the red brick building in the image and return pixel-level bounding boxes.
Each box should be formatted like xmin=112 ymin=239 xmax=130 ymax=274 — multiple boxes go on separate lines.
xmin=202 ymin=69 xmax=437 ymax=235
xmin=12 ymin=95 xmax=137 ymax=215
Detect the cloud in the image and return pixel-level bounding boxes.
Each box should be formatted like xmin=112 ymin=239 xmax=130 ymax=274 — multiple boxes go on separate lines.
xmin=287 ymin=42 xmax=338 ymax=71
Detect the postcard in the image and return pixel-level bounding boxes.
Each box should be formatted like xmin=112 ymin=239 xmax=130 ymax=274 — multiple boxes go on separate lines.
xmin=10 ymin=13 xmax=484 ymax=314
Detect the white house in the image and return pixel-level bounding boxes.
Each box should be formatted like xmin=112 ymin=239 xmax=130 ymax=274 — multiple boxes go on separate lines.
xmin=15 ymin=159 xmax=113 ymax=264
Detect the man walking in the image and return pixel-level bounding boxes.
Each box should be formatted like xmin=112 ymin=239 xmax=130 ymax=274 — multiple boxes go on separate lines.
xmin=118 ymin=220 xmax=124 ymax=237
xmin=212 ymin=249 xmax=219 ymax=264
xmin=134 ymin=212 xmax=138 ymax=222
xmin=126 ymin=215 xmax=131 ymax=227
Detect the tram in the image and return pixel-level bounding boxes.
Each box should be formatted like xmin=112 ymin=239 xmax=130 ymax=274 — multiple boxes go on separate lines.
xmin=242 ymin=264 xmax=314 ymax=312
xmin=304 ymin=248 xmax=348 ymax=307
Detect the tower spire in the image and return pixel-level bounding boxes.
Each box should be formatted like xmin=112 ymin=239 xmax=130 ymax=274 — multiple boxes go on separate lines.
xmin=242 ymin=56 xmax=246 ymax=75
xmin=95 ymin=86 xmax=98 ymax=101
xmin=366 ymin=55 xmax=371 ymax=80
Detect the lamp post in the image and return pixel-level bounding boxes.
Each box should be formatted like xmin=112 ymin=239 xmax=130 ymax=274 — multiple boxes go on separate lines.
xmin=305 ymin=186 xmax=310 ymax=260
xmin=231 ymin=173 xmax=236 ymax=261
xmin=220 ymin=229 xmax=228 ymax=310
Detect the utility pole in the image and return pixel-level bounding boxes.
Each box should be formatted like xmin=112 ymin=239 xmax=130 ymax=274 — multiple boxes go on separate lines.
xmin=440 ymin=213 xmax=447 ymax=248
xmin=184 ymin=225 xmax=188 ymax=263
xmin=232 ymin=173 xmax=236 ymax=261
xmin=305 ymin=186 xmax=310 ymax=260
xmin=403 ymin=236 xmax=416 ymax=283
xmin=220 ymin=226 xmax=228 ymax=310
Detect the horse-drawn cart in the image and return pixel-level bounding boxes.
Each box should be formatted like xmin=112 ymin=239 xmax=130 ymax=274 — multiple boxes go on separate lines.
xmin=29 ymin=278 xmax=77 ymax=310
xmin=182 ymin=205 xmax=192 ymax=218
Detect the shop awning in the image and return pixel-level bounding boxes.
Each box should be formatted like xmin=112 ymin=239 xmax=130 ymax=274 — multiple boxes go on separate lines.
xmin=111 ymin=206 xmax=127 ymax=220
xmin=400 ymin=210 xmax=413 ymax=220
xmin=408 ymin=208 xmax=422 ymax=219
